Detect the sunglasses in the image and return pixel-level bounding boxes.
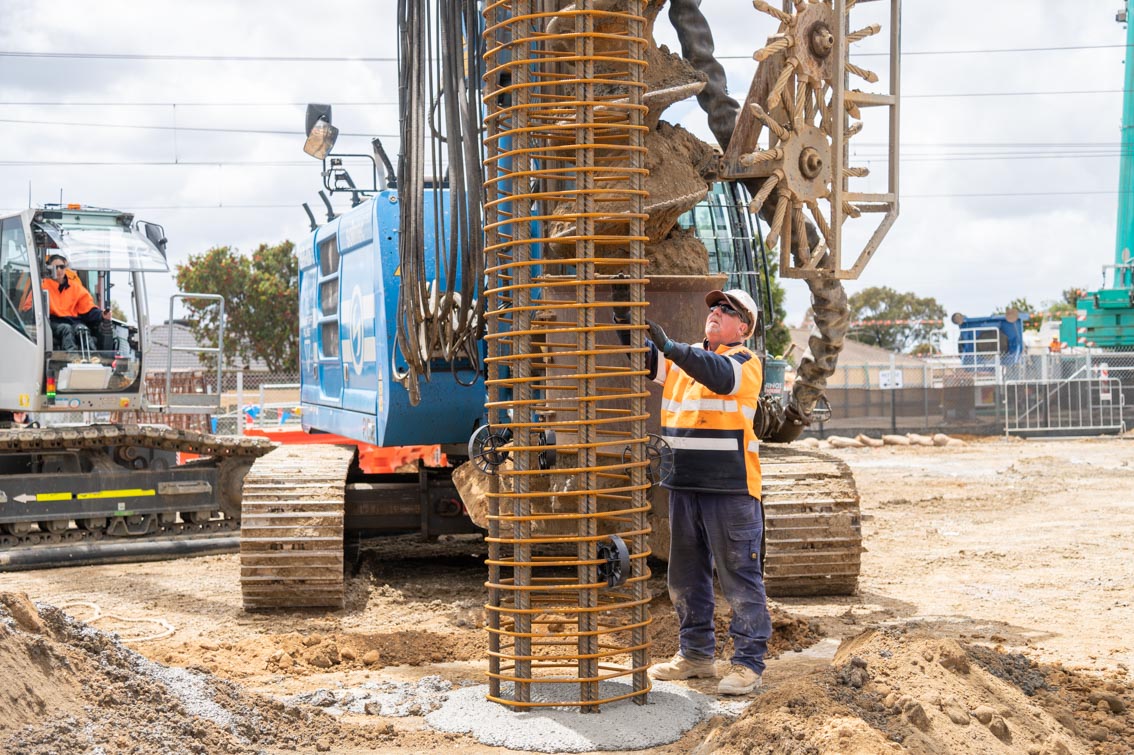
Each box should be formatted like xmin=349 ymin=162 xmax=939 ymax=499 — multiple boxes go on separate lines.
xmin=49 ymin=264 xmax=66 ymax=270
xmin=710 ymin=302 xmax=749 ymax=323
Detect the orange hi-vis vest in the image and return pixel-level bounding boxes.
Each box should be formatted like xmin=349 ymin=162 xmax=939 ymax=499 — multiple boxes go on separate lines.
xmin=41 ymin=270 xmax=96 ymax=318
xmin=654 ymin=341 xmax=763 ymax=498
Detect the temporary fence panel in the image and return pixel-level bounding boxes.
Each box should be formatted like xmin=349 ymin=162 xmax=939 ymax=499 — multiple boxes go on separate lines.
xmin=1003 ymin=376 xmax=1126 ymax=437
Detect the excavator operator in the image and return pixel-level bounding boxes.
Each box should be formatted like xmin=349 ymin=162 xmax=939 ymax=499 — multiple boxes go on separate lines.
xmin=38 ymin=253 xmax=111 ymax=352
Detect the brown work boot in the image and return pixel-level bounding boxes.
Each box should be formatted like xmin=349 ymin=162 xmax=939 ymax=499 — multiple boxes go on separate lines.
xmin=649 ymin=653 xmax=717 ymax=681
xmin=717 ymin=664 xmax=762 ymax=695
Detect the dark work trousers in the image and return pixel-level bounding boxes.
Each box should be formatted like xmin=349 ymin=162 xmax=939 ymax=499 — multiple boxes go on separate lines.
xmin=50 ymin=308 xmax=107 ymax=352
xmin=667 ymin=489 xmax=772 ymax=675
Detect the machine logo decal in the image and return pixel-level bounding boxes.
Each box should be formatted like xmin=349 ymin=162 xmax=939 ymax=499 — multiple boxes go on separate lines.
xmin=344 ymin=285 xmax=376 ymax=376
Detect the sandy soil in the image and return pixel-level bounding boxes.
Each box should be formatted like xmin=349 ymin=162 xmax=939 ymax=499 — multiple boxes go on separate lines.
xmin=1 ymin=436 xmax=1132 ymax=754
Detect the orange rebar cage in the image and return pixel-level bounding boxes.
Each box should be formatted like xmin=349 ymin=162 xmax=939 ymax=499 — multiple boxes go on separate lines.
xmin=480 ymin=0 xmax=654 ymax=711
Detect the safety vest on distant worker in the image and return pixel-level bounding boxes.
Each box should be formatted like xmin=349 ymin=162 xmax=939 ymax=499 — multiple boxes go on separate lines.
xmin=653 ymin=341 xmax=763 ymax=497
xmin=40 ymin=270 xmax=96 ymax=318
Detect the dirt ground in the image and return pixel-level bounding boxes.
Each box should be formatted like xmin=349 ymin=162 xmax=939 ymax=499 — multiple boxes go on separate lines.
xmin=2 ymin=436 xmax=1133 ymax=754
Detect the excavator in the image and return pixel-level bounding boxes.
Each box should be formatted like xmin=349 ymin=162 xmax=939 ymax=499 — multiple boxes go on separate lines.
xmin=237 ymin=0 xmax=900 ymax=609
xmin=0 ymin=205 xmax=272 ymax=568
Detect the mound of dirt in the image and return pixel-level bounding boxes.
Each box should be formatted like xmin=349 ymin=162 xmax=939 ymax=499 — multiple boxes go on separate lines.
xmin=709 ymin=625 xmax=1134 ymax=755
xmin=0 ymin=592 xmax=376 ymax=755
xmin=156 ymin=627 xmax=487 ymax=679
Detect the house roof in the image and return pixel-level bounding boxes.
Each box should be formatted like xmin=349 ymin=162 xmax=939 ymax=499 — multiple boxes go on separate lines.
xmin=788 ymin=327 xmax=925 ymax=367
xmin=145 ymin=321 xmax=269 ymax=372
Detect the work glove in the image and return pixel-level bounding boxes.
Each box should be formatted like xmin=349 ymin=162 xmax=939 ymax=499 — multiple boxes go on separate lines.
xmin=646 ymin=319 xmax=674 ymax=356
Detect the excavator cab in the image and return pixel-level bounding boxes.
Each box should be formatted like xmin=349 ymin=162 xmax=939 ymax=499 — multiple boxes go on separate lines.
xmin=0 ymin=205 xmax=173 ymax=416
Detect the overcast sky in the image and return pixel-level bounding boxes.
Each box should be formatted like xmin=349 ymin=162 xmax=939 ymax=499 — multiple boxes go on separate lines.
xmin=0 ymin=0 xmax=1127 ymax=329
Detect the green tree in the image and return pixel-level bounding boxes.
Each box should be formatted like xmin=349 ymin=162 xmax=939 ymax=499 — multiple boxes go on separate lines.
xmin=910 ymin=342 xmax=938 ymax=357
xmin=994 ymin=298 xmax=1038 ymax=330
xmin=1062 ymin=287 xmax=1085 ymax=307
xmin=175 ymin=242 xmax=298 ymax=371
xmin=245 ymin=241 xmax=300 ymax=370
xmin=1043 ymin=287 xmax=1084 ymax=321
xmin=847 ymin=286 xmax=946 ymax=353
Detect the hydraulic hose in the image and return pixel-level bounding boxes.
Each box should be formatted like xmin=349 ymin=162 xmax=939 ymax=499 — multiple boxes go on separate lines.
xmin=667 ymin=0 xmax=740 ymax=151
xmin=395 ymin=0 xmax=486 ymax=405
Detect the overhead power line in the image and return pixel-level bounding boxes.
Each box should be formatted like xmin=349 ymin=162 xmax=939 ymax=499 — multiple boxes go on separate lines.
xmin=71 ymin=189 xmax=1134 ymax=213
xmin=0 ymin=51 xmax=399 ymax=62
xmin=905 ymin=89 xmax=1125 ymax=99
xmin=861 ymin=153 xmax=1128 ymax=163
xmin=0 ymin=115 xmax=1125 ymax=152
xmin=5 ymin=150 xmax=1130 ymax=168
xmin=721 ymin=43 xmax=1129 ymax=59
xmin=0 ymin=116 xmax=397 ymax=139
xmin=106 ymin=204 xmax=303 ymax=210
xmin=907 ymin=190 xmax=1124 ymax=198
xmin=0 ymin=160 xmax=312 ymax=166
xmin=0 ymin=101 xmax=399 ymax=107
xmin=1 ymin=90 xmax=1126 ymax=109
xmin=0 ymin=43 xmax=1126 ymax=64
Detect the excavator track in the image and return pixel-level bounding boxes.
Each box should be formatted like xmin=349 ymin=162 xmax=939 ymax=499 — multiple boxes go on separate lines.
xmin=0 ymin=425 xmax=273 ymax=569
xmin=0 ymin=424 xmax=272 ymax=456
xmin=239 ymin=444 xmax=357 ymax=610
xmin=761 ymin=444 xmax=862 ymax=597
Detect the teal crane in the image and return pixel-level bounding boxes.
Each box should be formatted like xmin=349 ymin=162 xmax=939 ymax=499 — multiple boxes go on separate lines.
xmin=1061 ymin=2 xmax=1134 ymax=348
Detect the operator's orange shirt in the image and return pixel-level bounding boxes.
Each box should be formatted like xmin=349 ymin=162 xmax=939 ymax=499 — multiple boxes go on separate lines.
xmin=40 ymin=270 xmax=96 ymax=318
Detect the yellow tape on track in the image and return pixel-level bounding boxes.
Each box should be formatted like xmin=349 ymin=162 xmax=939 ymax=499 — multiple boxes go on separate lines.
xmin=76 ymin=489 xmax=156 ymax=500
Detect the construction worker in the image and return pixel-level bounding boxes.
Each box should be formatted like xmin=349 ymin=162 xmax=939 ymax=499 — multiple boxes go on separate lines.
xmin=1049 ymin=336 xmax=1063 ymax=354
xmin=39 ymin=253 xmax=110 ymax=352
xmin=617 ymin=287 xmax=771 ymax=695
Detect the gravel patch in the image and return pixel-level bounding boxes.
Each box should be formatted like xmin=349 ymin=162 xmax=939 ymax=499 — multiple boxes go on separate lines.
xmin=288 ymin=674 xmax=460 ymax=717
xmin=132 ymin=656 xmax=237 ymax=731
xmin=425 ymin=680 xmax=741 ymax=752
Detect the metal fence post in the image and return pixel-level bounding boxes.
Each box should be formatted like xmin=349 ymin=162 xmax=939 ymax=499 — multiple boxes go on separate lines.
xmin=235 ymin=370 xmax=244 ymax=436
xmin=889 ymin=355 xmax=897 ymax=433
xmin=923 ymin=362 xmax=929 ymax=430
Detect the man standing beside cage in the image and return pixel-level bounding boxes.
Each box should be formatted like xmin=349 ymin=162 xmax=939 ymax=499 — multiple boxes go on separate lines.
xmin=615 ymin=287 xmax=771 ymax=695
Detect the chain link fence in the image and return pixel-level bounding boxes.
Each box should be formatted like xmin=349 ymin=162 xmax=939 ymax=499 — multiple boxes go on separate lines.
xmin=207 ymin=370 xmax=302 ymax=435
xmin=811 ymin=352 xmax=1134 ymax=437
xmin=112 ymin=369 xmax=302 ymax=435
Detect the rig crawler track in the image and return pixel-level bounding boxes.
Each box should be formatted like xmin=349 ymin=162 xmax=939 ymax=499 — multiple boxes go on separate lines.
xmin=239 ymin=444 xmax=356 ymax=610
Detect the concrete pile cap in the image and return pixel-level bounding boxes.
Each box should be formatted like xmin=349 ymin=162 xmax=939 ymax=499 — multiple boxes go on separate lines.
xmin=425 ymin=680 xmax=746 ymax=752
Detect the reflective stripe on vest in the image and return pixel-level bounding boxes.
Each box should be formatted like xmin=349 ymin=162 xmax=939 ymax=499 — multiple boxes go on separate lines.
xmin=664 ymin=435 xmax=740 ymax=451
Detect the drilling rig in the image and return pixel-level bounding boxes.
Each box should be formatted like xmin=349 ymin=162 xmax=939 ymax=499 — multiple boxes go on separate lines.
xmin=237 ymin=0 xmax=900 ymax=628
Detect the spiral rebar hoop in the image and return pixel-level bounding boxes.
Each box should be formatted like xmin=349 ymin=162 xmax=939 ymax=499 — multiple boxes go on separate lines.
xmin=481 ymin=0 xmax=652 ymax=711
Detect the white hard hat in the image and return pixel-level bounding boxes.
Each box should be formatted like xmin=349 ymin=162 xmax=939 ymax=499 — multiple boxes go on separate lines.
xmin=705 ymin=288 xmax=760 ymax=336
